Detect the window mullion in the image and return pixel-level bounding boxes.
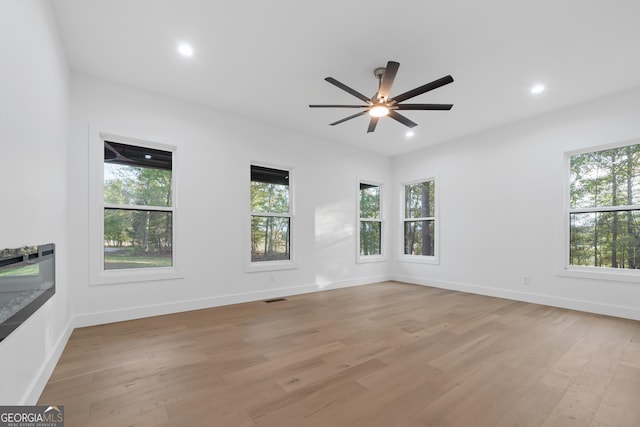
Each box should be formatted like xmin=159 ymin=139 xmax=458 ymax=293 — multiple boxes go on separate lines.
xmin=251 ymin=212 xmax=291 ymax=218
xmin=570 ymin=205 xmax=640 ymax=214
xmin=104 ymin=203 xmax=173 ymax=212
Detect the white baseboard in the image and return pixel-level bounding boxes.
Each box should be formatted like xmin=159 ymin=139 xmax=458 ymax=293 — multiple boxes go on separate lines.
xmin=73 ymin=275 xmax=389 ymax=328
xmin=22 ymin=317 xmax=74 ymax=405
xmin=393 ymin=274 xmax=640 ymax=321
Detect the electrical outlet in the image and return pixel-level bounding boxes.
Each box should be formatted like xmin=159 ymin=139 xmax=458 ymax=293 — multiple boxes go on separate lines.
xmin=522 ymin=276 xmax=530 ymax=285
xmin=269 ymin=273 xmax=275 ymax=282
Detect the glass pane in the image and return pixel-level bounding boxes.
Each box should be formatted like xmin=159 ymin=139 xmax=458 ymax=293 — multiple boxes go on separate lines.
xmin=0 ymin=263 xmax=39 ymax=277
xmin=405 ymin=181 xmax=435 ymax=219
xmin=570 ymin=144 xmax=640 ymax=209
xmin=570 ymin=211 xmax=640 ymax=269
xmin=360 ymin=184 xmax=380 ymax=219
xmin=0 ymin=246 xmax=39 ymax=277
xmin=360 ymin=221 xmax=381 ymax=256
xmin=404 ymin=220 xmax=435 ymax=256
xmin=250 ymin=181 xmax=289 ymax=214
xmin=104 ymin=163 xmax=172 ymax=207
xmin=251 ymin=216 xmax=290 ymax=262
xmin=104 ymin=209 xmax=173 ymax=270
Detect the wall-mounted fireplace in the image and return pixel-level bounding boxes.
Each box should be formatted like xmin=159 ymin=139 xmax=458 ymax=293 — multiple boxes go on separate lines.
xmin=0 ymin=243 xmax=55 ymax=342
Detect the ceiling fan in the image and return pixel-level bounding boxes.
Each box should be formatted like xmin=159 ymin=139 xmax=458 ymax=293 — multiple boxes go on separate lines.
xmin=310 ymin=61 xmax=454 ymax=133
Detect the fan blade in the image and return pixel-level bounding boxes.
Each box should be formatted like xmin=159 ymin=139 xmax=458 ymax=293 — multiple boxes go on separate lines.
xmin=396 ymin=103 xmax=453 ymax=110
xmin=367 ymin=117 xmax=379 ymax=133
xmin=390 ymin=75 xmax=454 ymax=103
xmin=329 ymin=110 xmax=368 ymax=126
xmin=309 ymin=105 xmax=368 ymax=108
xmin=377 ymin=61 xmax=400 ymax=101
xmin=388 ymin=110 xmax=418 ymax=128
xmin=325 ymin=77 xmax=372 ymax=103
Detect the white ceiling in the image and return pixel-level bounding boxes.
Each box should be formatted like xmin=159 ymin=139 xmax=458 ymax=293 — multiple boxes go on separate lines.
xmin=51 ymin=0 xmax=640 ymax=157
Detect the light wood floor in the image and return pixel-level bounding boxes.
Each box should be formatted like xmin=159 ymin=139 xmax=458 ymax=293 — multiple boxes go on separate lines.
xmin=39 ymin=282 xmax=640 ymax=426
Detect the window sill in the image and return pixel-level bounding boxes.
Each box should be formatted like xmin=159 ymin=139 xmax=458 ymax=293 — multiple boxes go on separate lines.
xmin=398 ymin=255 xmax=439 ymax=265
xmin=558 ymin=267 xmax=640 ymax=284
xmin=90 ymin=267 xmax=183 ymax=286
xmin=246 ymin=260 xmax=298 ymax=273
xmin=357 ymin=255 xmax=387 ymax=264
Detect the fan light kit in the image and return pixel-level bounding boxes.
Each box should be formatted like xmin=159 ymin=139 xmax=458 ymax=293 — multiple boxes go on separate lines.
xmin=310 ymin=61 xmax=454 ymax=133
xmin=369 ymin=104 xmax=390 ymax=117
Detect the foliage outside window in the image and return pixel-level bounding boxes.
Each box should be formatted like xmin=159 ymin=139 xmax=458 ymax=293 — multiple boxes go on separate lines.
xmin=251 ymin=165 xmax=291 ymax=262
xmin=103 ymin=141 xmax=173 ymax=270
xmin=569 ymin=143 xmax=640 ymax=270
xmin=359 ymin=182 xmax=382 ymax=256
xmin=404 ymin=180 xmax=435 ymax=256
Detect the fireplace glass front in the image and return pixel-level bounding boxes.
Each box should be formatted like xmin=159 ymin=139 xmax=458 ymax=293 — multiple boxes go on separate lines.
xmin=0 ymin=243 xmax=55 ymax=341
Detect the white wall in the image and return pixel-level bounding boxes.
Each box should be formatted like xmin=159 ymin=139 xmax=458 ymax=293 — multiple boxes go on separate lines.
xmin=392 ymin=87 xmax=640 ymax=320
xmin=0 ymin=1 xmax=71 ymax=404
xmin=68 ymin=74 xmax=391 ymax=327
xmin=5 ymin=1 xmax=639 ymax=407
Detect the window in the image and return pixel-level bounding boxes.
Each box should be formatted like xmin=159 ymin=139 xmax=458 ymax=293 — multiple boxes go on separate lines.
xmin=103 ymin=141 xmax=174 ymax=270
xmin=403 ymin=180 xmax=437 ymax=259
xmin=569 ymin=142 xmax=640 ymax=272
xmin=250 ymin=165 xmax=292 ymax=265
xmin=359 ymin=182 xmax=382 ymax=258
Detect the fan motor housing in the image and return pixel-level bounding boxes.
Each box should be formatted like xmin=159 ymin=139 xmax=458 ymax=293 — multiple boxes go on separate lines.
xmin=373 ymin=67 xmax=386 ymax=79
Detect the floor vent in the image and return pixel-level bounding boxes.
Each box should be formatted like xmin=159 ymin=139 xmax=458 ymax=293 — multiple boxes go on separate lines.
xmin=264 ymin=298 xmax=287 ymax=303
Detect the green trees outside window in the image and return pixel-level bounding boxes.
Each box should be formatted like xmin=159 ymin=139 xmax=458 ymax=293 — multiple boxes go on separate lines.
xmin=103 ymin=142 xmax=173 ymax=270
xmin=404 ymin=180 xmax=435 ymax=256
xmin=359 ymin=183 xmax=382 ymax=256
xmin=250 ymin=165 xmax=291 ymax=262
xmin=569 ymin=143 xmax=640 ymax=269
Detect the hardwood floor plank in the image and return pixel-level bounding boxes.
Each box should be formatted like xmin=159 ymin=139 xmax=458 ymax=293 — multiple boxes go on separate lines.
xmin=622 ymin=341 xmax=640 ymax=369
xmin=592 ymin=362 xmax=640 ymax=426
xmin=541 ymin=316 xmax=634 ymax=427
xmin=37 ymin=281 xmax=640 ymax=426
xmin=247 ymin=359 xmax=380 ymax=423
xmin=493 ymin=369 xmax=573 ymax=427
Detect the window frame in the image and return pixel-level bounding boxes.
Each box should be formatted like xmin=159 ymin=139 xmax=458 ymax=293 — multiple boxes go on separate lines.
xmin=561 ymin=139 xmax=640 ymax=283
xmin=246 ymin=162 xmax=297 ymax=272
xmin=399 ymin=177 xmax=439 ymax=264
xmin=89 ymin=130 xmax=181 ymax=285
xmin=357 ymin=179 xmax=385 ymax=263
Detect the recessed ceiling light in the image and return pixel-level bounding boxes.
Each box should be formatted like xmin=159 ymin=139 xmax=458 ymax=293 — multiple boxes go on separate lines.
xmin=406 ymin=131 xmax=415 ymax=137
xmin=177 ymin=43 xmax=194 ymax=57
xmin=530 ymin=84 xmax=545 ymax=94
xmin=144 ymin=154 xmax=152 ymax=160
